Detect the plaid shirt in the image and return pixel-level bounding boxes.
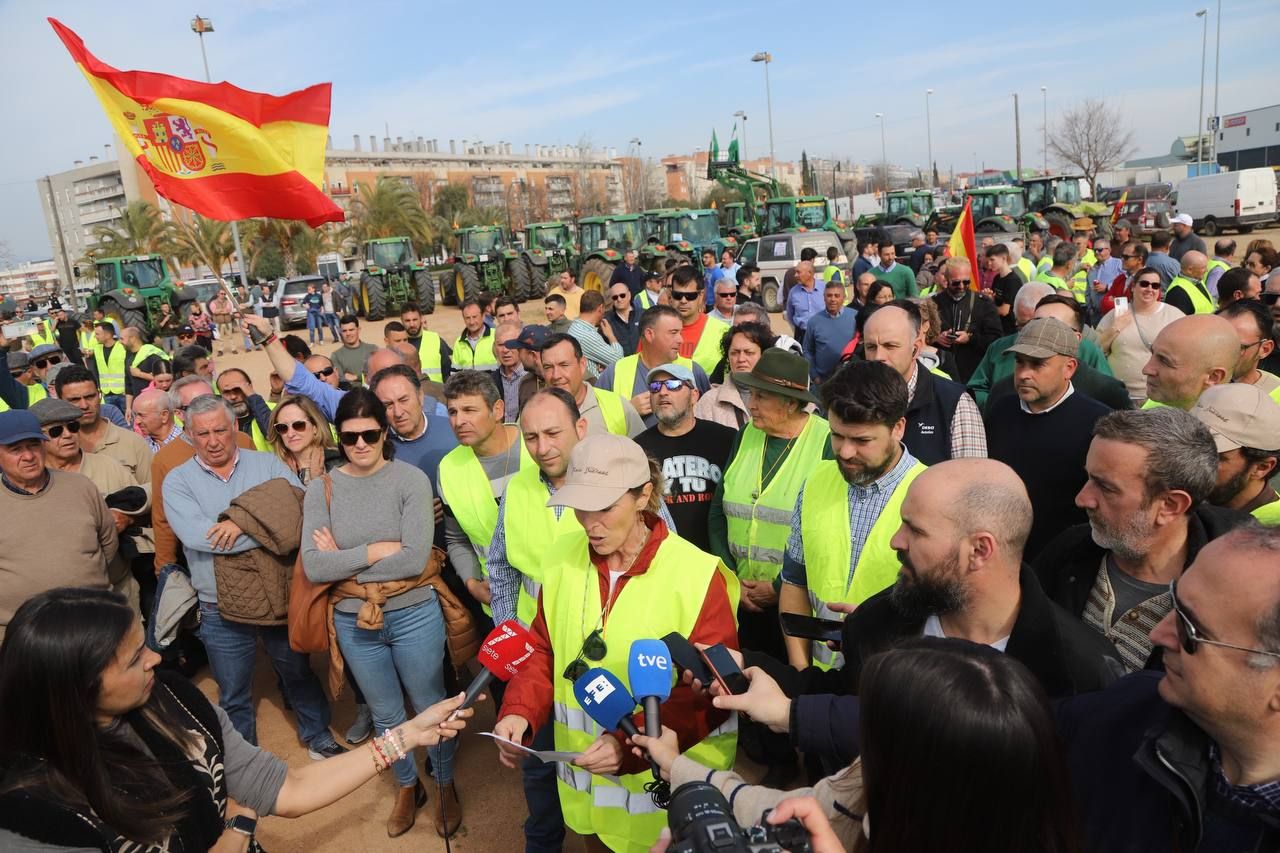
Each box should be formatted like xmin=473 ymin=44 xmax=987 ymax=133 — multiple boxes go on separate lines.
xmin=906 ymin=364 xmax=987 ymax=459
xmin=1210 ymin=744 xmax=1280 ymax=815
xmin=144 ymin=422 xmax=184 ymax=453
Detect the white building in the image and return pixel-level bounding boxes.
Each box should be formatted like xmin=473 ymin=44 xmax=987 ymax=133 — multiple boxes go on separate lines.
xmin=0 ymin=259 xmax=61 ymax=304
xmin=1215 ymin=104 xmax=1280 ymax=172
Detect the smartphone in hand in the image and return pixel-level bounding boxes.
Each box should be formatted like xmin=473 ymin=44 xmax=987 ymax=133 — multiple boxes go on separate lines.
xmin=699 ymin=643 xmax=749 ymax=695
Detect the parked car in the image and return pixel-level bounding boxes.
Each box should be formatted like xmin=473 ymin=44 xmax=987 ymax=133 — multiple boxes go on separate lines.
xmin=276 ymin=275 xmax=324 ymax=329
xmin=1113 ymin=198 xmax=1173 ymax=238
xmin=736 ymin=232 xmax=848 ymax=313
xmin=1172 ymin=168 xmax=1279 ymax=236
xmin=1098 ymin=183 xmax=1172 ymax=203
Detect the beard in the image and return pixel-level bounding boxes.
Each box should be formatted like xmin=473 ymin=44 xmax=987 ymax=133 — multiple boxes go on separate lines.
xmin=655 ymin=403 xmax=690 ymax=430
xmin=890 ymin=549 xmax=969 ymax=622
xmin=229 ymin=400 xmax=250 ymax=418
xmin=839 ymin=452 xmax=894 ymax=487
xmin=1208 ymin=468 xmax=1251 ymax=507
xmin=1087 ymin=506 xmax=1156 ymax=562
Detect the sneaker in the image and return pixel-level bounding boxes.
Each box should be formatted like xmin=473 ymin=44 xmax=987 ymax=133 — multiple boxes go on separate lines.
xmin=308 ymin=741 xmax=347 ymax=761
xmin=345 ymin=704 xmax=373 ymax=745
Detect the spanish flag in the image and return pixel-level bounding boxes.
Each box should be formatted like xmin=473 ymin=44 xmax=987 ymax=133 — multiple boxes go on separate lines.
xmin=49 ymin=19 xmax=343 ymax=227
xmin=946 ymin=196 xmax=980 ymax=291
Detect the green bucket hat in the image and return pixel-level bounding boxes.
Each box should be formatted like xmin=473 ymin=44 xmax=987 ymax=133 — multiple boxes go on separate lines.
xmin=731 ymin=348 xmax=819 ymax=406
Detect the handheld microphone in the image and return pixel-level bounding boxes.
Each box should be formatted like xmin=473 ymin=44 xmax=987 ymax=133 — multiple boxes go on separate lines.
xmin=627 ymin=639 xmax=673 ymax=741
xmin=459 ymin=620 xmax=537 ymax=712
xmin=574 ymin=667 xmax=667 ymax=801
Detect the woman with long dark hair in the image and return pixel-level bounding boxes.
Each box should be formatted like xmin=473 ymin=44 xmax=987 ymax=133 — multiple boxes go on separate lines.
xmin=0 ymin=588 xmax=474 ymax=852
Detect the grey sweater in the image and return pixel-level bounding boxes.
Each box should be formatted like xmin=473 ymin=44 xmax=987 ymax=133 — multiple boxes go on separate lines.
xmin=301 ymin=460 xmax=436 ymax=613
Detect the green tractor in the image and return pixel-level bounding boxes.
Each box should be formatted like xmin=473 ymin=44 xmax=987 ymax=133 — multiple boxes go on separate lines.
xmin=443 ymin=226 xmax=521 ymax=306
xmin=357 ymin=237 xmax=435 ymax=320
xmin=1022 ymin=175 xmax=1113 ymax=240
xmin=763 ymin=195 xmax=845 ymax=234
xmin=952 ymin=186 xmax=1050 ymax=236
xmin=519 ymin=222 xmax=579 ymax=300
xmin=652 ymin=209 xmax=736 ymax=273
xmin=89 ymin=255 xmax=194 ymax=335
xmin=855 ymin=190 xmax=938 ymax=228
xmin=718 ymin=202 xmax=757 ymax=242
xmin=577 ymin=214 xmax=648 ymax=293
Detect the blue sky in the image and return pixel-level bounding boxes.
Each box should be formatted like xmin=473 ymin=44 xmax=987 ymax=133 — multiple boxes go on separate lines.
xmin=2 ymin=0 xmax=1276 ymax=262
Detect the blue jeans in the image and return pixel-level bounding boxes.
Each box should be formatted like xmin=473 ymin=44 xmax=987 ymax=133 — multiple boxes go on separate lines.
xmin=197 ymin=603 xmax=336 ymax=749
xmin=306 ymin=310 xmax=322 ymax=342
xmin=322 ymin=313 xmax=340 ymax=341
xmin=103 ymin=393 xmax=126 ymax=415
xmin=334 ymin=594 xmax=455 ymax=787
xmin=523 ymin=724 xmax=566 ymax=852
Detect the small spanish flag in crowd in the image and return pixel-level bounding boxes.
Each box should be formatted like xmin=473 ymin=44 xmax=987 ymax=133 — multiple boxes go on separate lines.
xmin=946 ymin=196 xmax=980 ymax=291
xmin=49 ymin=18 xmax=343 ymax=227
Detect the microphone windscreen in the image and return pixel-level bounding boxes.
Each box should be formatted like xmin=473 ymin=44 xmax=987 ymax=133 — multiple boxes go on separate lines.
xmin=573 ymin=667 xmax=637 ymax=732
xmin=627 ymin=639 xmax=673 ymax=702
xmin=477 ymin=620 xmax=537 ymax=682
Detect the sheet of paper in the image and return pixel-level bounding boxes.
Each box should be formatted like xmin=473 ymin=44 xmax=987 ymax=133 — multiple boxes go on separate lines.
xmin=479 ymin=731 xmax=583 ymax=764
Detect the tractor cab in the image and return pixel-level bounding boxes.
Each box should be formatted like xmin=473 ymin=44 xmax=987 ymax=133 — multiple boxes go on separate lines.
xmin=1025 ymin=176 xmax=1083 ymax=209
xmin=526 ymin=223 xmax=574 ymax=252
xmin=764 ymin=196 xmax=833 ymax=233
xmin=720 ymin=202 xmax=757 ymax=241
xmin=89 ymin=255 xmax=181 ymax=334
xmin=967 ymin=187 xmax=1027 ymax=222
xmin=883 ymin=191 xmax=935 ymax=225
xmin=365 ymin=237 xmax=416 ymax=271
xmin=457 ymin=227 xmax=508 ymax=257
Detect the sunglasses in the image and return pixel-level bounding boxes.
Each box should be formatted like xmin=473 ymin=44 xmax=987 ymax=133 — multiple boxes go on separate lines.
xmin=32 ymin=356 xmax=62 ymax=369
xmin=949 ymin=279 xmax=972 ymax=287
xmin=338 ymin=428 xmax=383 ymax=447
xmin=1169 ymin=580 xmax=1280 ymax=660
xmin=716 ymin=291 xmax=738 ymax=299
xmin=649 ymin=378 xmax=688 ymax=392
xmin=562 ymin=628 xmax=607 ymax=683
xmin=44 ymin=421 xmax=81 ymax=438
xmin=312 ymin=366 xmax=335 ymax=379
xmin=670 ymin=290 xmax=701 ymax=301
xmin=274 ymin=420 xmax=312 ymax=435
xmin=1134 ymin=279 xmax=1162 ymax=289
xmin=611 ymin=293 xmax=630 ymax=301
xmin=1122 ymin=253 xmax=1137 ymax=259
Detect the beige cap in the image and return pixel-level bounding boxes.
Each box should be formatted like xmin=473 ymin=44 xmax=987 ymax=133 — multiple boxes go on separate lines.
xmin=1190 ymin=383 xmax=1280 ymax=452
xmin=1006 ymin=317 xmax=1078 ymax=360
xmin=546 ymin=433 xmax=651 ymax=511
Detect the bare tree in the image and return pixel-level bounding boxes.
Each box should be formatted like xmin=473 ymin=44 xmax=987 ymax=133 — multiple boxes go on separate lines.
xmin=1048 ymin=99 xmax=1136 ymax=192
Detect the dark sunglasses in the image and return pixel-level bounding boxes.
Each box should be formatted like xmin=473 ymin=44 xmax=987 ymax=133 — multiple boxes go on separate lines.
xmin=562 ymin=628 xmax=607 ymax=683
xmin=1262 ymin=292 xmax=1279 ymax=307
xmin=1170 ymin=580 xmax=1280 ymax=660
xmin=32 ymin=356 xmax=62 ymax=369
xmin=1122 ymin=252 xmax=1137 ymax=259
xmin=274 ymin=420 xmax=312 ymax=435
xmin=649 ymin=379 xmax=688 ymax=392
xmin=716 ymin=291 xmax=738 ymax=299
xmin=338 ymin=428 xmax=383 ymax=447
xmin=1134 ymin=279 xmax=1162 ymax=289
xmin=670 ymin=290 xmax=701 ymax=301
xmin=44 ymin=421 xmax=81 ymax=438
xmin=611 ymin=293 xmax=630 ymax=301
xmin=949 ymin=279 xmax=972 ymax=287
xmin=312 ymin=366 xmax=335 ymax=379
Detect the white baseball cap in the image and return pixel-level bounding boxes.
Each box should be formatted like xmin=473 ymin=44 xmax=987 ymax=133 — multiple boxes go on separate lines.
xmin=1170 ymin=213 xmax=1193 ymax=227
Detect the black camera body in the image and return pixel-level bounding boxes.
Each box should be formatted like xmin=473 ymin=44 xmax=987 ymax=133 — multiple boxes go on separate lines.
xmin=666 ymin=782 xmax=812 ymax=853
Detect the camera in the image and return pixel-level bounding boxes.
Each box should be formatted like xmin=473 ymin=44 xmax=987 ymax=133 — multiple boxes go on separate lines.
xmin=666 ymin=781 xmax=811 ymax=853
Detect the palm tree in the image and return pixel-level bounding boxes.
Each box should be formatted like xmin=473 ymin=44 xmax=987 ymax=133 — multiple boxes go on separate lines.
xmin=88 ymin=200 xmax=173 ymax=257
xmin=171 ymin=215 xmax=233 ymax=283
xmin=344 ymin=177 xmax=429 ymax=250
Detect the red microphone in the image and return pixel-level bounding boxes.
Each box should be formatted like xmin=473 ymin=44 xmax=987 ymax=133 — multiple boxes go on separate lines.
xmin=459 ymin=620 xmax=538 ymax=711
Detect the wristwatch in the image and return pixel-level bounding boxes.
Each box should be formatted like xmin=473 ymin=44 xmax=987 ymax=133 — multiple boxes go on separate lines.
xmin=225 ymin=814 xmax=257 ymax=838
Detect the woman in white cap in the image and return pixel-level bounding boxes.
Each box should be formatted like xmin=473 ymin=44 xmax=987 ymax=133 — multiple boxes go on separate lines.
xmin=492 ymin=433 xmax=740 ymax=853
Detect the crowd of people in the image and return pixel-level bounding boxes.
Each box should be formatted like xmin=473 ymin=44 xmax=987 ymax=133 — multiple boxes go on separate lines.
xmin=0 ymin=217 xmax=1278 ymax=853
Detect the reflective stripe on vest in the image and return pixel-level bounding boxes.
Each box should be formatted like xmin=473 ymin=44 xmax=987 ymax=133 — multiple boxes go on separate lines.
xmin=800 ymin=458 xmax=926 ymax=669
xmin=688 ymin=315 xmax=729 ymax=375
xmin=1166 ymin=275 xmax=1216 ymax=315
xmin=415 ymin=330 xmax=444 ymax=381
xmin=438 ymin=436 xmax=531 ymax=617
xmin=723 ymin=416 xmax=831 ymax=581
xmin=453 ymin=333 xmax=497 ymax=370
xmin=612 ymin=354 xmax=695 ymax=401
xmin=503 ymin=465 xmax=583 ymax=625
xmin=93 ymin=343 xmax=126 ymax=395
xmin=546 ymin=531 xmax=738 ymax=850
xmin=590 ymin=386 xmax=628 ymax=436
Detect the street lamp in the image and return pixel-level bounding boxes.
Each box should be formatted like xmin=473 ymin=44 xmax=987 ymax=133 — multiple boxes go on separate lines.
xmin=733 ymin=110 xmax=748 ymax=162
xmin=1196 ymin=9 xmax=1208 ymax=172
xmin=750 ymin=52 xmax=776 ymax=180
xmin=628 ymin=137 xmax=643 ymax=210
xmin=925 ymin=89 xmax=934 ymax=188
xmin=1040 ymin=86 xmax=1048 ymax=173
xmin=189 ymin=16 xmax=248 ymax=292
xmin=1212 ymin=0 xmax=1221 ymax=167
xmin=873 ymin=113 xmax=887 ymax=191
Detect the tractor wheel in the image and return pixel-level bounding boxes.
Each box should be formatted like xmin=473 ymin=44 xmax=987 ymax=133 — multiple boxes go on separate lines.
xmin=438 ymin=271 xmax=457 ymax=306
xmin=1200 ymin=217 xmax=1218 ymax=237
xmin=509 ymin=260 xmax=531 ymax=302
xmin=414 ymin=270 xmax=436 ymax=314
xmin=526 ymin=258 xmax=549 ymax=299
xmin=362 ymin=274 xmax=387 ymax=321
xmin=1043 ymin=210 xmax=1075 ymax=241
xmin=761 ymin=278 xmax=782 ymax=313
xmin=581 ymin=258 xmax=615 ymax=293
xmin=101 ymin=300 xmax=147 ymax=334
xmin=454 ymin=264 xmax=481 ymax=304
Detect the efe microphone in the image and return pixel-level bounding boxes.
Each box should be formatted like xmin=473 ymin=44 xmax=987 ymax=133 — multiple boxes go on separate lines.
xmin=573 ymin=668 xmax=671 ymax=808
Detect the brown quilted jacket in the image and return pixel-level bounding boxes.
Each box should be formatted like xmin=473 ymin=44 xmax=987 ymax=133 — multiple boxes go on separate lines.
xmin=214 ymin=478 xmax=305 ymax=625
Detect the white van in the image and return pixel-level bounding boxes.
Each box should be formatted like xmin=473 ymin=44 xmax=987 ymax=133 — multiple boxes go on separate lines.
xmin=1172 ymin=168 xmax=1277 ymax=236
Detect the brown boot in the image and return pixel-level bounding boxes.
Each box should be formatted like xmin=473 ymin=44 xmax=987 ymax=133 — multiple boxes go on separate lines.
xmin=387 ymin=780 xmax=426 ymax=838
xmin=433 ymin=781 xmax=462 ymax=838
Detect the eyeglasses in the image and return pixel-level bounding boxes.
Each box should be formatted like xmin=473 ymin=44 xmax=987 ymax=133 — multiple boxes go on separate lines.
xmin=562 ymin=628 xmax=607 ymax=683
xmin=1121 ymin=252 xmax=1136 ymax=259
xmin=949 ymin=279 xmax=972 ymax=287
xmin=670 ymin=290 xmax=701 ymax=301
xmin=338 ymin=428 xmax=383 ymax=447
xmin=32 ymin=356 xmax=62 ymax=369
xmin=1134 ymin=279 xmax=1162 ymax=289
xmin=1169 ymin=580 xmax=1280 ymax=660
xmin=43 ymin=422 xmax=82 ymax=438
xmin=716 ymin=291 xmax=738 ymax=300
xmin=275 ymin=420 xmax=312 ymax=435
xmin=1239 ymin=339 xmax=1264 ymax=353
xmin=1262 ymin=292 xmax=1280 ymax=307
xmin=312 ymin=366 xmax=335 ymax=379
xmin=611 ymin=293 xmax=630 ymax=301
xmin=648 ymin=378 xmax=688 ymax=392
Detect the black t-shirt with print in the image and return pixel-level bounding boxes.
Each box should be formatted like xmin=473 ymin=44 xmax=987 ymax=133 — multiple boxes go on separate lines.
xmin=636 ymin=419 xmax=737 ymax=552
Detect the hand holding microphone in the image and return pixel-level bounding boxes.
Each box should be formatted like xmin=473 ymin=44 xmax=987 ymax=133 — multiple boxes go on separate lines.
xmin=455 ymin=620 xmax=538 ymax=719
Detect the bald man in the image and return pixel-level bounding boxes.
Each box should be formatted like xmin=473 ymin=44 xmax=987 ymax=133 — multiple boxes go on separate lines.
xmin=1141 ymin=314 xmax=1239 ymax=410
xmin=862 ymin=305 xmax=987 ymax=463
xmin=724 ymin=458 xmax=1123 ymax=756
xmin=303 ymin=354 xmax=339 ymax=389
xmin=132 ymin=388 xmax=182 ymax=451
xmin=1164 ymin=250 xmax=1214 ymax=315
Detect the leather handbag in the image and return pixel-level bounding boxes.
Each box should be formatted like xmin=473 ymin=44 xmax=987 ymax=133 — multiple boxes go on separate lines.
xmin=287 ymin=475 xmax=334 ymax=653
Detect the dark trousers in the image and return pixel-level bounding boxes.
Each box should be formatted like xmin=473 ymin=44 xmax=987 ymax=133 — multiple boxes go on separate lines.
xmin=737 ymin=601 xmax=796 ymax=767
xmin=522 ymin=724 xmax=566 ymax=853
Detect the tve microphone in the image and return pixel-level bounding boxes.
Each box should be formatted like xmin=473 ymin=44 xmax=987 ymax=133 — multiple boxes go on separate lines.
xmin=459 ymin=620 xmax=537 ymax=712
xmin=628 ymin=639 xmax=673 ymax=741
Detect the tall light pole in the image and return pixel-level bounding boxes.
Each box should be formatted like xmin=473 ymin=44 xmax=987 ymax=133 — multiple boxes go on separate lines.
xmin=874 ymin=113 xmax=887 ymax=191
xmin=1040 ymin=86 xmax=1048 ymax=173
xmin=190 ymin=15 xmax=248 ymax=292
xmin=627 ymin=137 xmax=643 ymax=211
xmin=925 ymin=89 xmax=934 ymax=188
xmin=733 ymin=110 xmax=748 ymax=162
xmin=1211 ymin=0 xmax=1221 ymax=168
xmin=1013 ymin=93 xmax=1023 ymax=183
xmin=1196 ymin=9 xmax=1207 ymax=172
xmin=751 ymin=52 xmax=776 ymax=180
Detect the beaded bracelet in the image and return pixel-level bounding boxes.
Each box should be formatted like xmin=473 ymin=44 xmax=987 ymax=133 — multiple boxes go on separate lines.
xmin=370 ymin=740 xmax=387 ymax=774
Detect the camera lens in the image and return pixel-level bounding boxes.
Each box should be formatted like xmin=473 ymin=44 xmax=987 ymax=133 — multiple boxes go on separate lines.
xmin=667 ymin=782 xmax=751 ymax=852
